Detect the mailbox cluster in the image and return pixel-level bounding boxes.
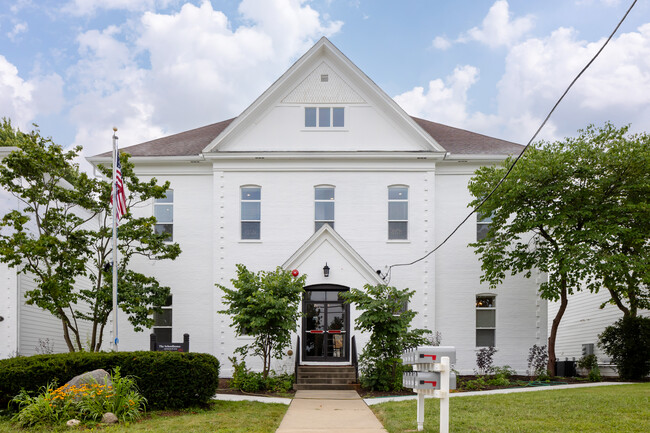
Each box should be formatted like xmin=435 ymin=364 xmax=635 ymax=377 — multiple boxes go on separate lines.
xmin=402 ymin=346 xmax=457 ymax=432
xmin=402 ymin=346 xmax=457 ymax=394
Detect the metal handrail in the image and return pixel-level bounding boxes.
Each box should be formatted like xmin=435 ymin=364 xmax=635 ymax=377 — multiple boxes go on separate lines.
xmin=351 ymin=335 xmax=358 ymax=382
xmin=294 ymin=335 xmax=300 ymax=383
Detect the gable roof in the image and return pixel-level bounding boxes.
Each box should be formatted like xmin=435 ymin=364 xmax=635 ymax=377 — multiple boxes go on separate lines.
xmin=91 ymin=115 xmax=522 ymax=159
xmin=282 ymin=224 xmax=384 ymax=286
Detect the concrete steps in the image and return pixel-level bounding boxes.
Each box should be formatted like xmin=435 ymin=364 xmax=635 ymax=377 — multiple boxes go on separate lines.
xmin=294 ymin=365 xmax=358 ymax=390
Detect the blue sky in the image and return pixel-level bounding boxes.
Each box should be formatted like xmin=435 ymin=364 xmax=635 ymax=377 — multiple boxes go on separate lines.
xmin=1 ymin=0 xmax=649 ymax=167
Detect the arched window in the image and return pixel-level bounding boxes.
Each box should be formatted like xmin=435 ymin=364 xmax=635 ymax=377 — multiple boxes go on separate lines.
xmin=388 ymin=186 xmax=408 ymax=240
xmin=241 ymin=186 xmax=261 ymax=240
xmin=315 ymin=186 xmax=335 ymax=231
xmin=476 ymin=294 xmax=496 ymax=347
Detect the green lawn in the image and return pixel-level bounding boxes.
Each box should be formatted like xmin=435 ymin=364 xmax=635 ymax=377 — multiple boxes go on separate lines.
xmin=371 ymin=383 xmax=650 ymax=433
xmin=0 ymin=400 xmax=287 ymax=433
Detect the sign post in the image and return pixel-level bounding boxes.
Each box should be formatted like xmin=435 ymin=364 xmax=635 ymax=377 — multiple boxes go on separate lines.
xmin=402 ymin=346 xmax=456 ymax=432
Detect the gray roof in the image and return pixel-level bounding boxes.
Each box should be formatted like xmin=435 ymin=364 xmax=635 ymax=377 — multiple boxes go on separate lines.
xmin=94 ymin=116 xmax=523 ymax=158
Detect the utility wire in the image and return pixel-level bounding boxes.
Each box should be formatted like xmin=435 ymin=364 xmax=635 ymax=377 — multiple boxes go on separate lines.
xmin=382 ymin=0 xmax=638 ymax=283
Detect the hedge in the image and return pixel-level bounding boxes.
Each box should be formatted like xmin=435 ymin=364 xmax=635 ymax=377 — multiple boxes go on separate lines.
xmin=0 ymin=351 xmax=220 ymax=410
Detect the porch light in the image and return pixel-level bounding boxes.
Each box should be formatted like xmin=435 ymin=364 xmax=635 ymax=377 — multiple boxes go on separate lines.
xmin=323 ymin=263 xmax=330 ymax=278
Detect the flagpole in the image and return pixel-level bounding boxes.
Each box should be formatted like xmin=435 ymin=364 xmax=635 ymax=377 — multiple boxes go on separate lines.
xmin=111 ymin=127 xmax=119 ymax=352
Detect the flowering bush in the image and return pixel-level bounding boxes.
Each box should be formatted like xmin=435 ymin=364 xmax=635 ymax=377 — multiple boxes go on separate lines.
xmin=11 ymin=368 xmax=145 ymax=427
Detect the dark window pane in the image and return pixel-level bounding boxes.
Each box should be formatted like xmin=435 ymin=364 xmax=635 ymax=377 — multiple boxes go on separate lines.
xmin=305 ymin=107 xmax=316 ymax=127
xmin=154 ymin=328 xmax=172 ymax=342
xmin=333 ymin=108 xmax=344 ymax=127
xmin=315 ymin=221 xmax=334 ymax=231
xmin=476 ymin=329 xmax=495 ymax=347
xmin=315 ymin=201 xmax=334 ymax=220
xmin=154 ymin=224 xmax=173 ymax=241
xmin=319 ymin=107 xmax=330 ymax=127
xmin=327 ymin=305 xmax=345 ymax=331
xmin=315 ymin=187 xmax=335 ymax=200
xmin=476 ymin=296 xmax=495 ymax=308
xmin=163 ymin=295 xmax=172 ymax=307
xmin=241 ymin=202 xmax=260 ymax=220
xmin=388 ymin=202 xmax=408 ymax=220
xmin=241 ymin=187 xmax=261 ymax=200
xmin=306 ymin=291 xmax=326 ymax=301
xmin=241 ymin=222 xmax=260 ymax=240
xmin=388 ymin=187 xmax=408 ymax=200
xmin=477 ymin=223 xmax=491 ymax=240
xmin=305 ymin=303 xmax=325 ymax=330
xmin=388 ymin=222 xmax=407 ymax=240
xmin=154 ymin=204 xmax=173 ymax=223
xmin=476 ymin=310 xmax=496 ymax=328
xmin=154 ymin=309 xmax=172 ymax=326
xmin=155 ymin=190 xmax=173 ymax=203
xmin=305 ymin=333 xmax=324 ymax=357
xmin=328 ymin=333 xmax=345 ymax=358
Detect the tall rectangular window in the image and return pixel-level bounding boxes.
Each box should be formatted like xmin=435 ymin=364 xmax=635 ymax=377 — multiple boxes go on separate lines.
xmin=241 ymin=186 xmax=261 ymax=240
xmin=154 ymin=190 xmax=173 ymax=241
xmin=476 ymin=295 xmax=496 ymax=347
xmin=153 ymin=295 xmax=172 ymax=342
xmin=477 ymin=213 xmax=493 ymax=241
xmin=315 ymin=186 xmax=335 ymax=231
xmin=388 ymin=186 xmax=408 ymax=240
xmin=304 ymin=107 xmax=344 ymax=128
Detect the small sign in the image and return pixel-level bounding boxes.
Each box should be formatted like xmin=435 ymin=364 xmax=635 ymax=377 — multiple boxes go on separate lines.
xmin=150 ymin=333 xmax=190 ymax=352
xmin=157 ymin=343 xmax=184 ymax=352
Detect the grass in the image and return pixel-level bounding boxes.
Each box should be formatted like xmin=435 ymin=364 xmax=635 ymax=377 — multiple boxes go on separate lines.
xmin=372 ymin=383 xmax=650 ymax=433
xmin=0 ymin=400 xmax=287 ymax=433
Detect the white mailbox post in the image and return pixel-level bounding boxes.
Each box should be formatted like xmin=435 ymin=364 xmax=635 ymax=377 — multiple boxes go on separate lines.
xmin=402 ymin=346 xmax=456 ymax=432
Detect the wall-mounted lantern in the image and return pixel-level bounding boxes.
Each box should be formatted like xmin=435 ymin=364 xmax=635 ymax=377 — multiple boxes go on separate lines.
xmin=323 ymin=263 xmax=330 ymax=278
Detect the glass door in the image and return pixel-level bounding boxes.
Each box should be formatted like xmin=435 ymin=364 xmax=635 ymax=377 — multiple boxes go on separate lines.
xmin=302 ymin=287 xmax=349 ymax=362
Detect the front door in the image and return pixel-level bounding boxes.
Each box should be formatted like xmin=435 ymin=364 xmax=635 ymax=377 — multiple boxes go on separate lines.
xmin=302 ymin=285 xmax=349 ymax=362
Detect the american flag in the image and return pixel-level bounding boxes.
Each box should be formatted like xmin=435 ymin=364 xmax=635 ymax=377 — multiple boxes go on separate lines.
xmin=111 ymin=153 xmax=127 ymax=222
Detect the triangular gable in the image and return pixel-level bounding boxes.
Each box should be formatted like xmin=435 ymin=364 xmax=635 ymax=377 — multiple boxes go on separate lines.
xmin=282 ymin=61 xmax=365 ymax=104
xmin=203 ymin=37 xmax=445 ymax=154
xmin=282 ymin=224 xmax=384 ymax=286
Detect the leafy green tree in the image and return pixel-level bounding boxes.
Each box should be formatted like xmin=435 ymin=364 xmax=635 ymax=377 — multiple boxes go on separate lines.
xmin=341 ymin=284 xmax=430 ymax=391
xmin=0 ymin=119 xmax=98 ymax=351
xmin=217 ymin=265 xmax=306 ymax=379
xmin=81 ymin=153 xmax=181 ymax=351
xmin=0 ymin=119 xmax=181 ymax=352
xmin=468 ymin=123 xmax=650 ymax=375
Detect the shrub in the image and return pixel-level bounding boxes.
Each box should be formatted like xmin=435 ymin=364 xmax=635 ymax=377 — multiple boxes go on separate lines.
xmin=11 ymin=368 xmax=145 ymax=427
xmin=599 ymin=315 xmax=650 ymax=380
xmin=0 ymin=351 xmax=219 ymax=410
xmin=475 ymin=347 xmax=497 ymax=375
xmin=527 ymin=344 xmax=549 ymax=378
xmin=228 ymin=357 xmax=294 ymax=393
xmin=577 ymin=354 xmax=598 ymax=372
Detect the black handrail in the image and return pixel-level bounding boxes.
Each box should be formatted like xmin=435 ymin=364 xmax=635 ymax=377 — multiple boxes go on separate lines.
xmin=351 ymin=335 xmax=358 ymax=383
xmin=294 ymin=335 xmax=300 ymax=383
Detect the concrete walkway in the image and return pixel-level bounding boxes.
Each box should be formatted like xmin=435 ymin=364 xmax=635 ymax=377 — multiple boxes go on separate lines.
xmin=275 ymin=390 xmax=387 ymax=433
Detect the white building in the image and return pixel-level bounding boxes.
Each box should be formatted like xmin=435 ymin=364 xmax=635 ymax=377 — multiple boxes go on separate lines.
xmin=81 ymin=37 xmax=547 ymax=376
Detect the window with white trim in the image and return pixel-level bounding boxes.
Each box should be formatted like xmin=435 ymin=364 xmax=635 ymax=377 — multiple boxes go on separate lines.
xmin=315 ymin=186 xmax=335 ymax=231
xmin=477 ymin=212 xmax=493 ymax=241
xmin=153 ymin=295 xmax=172 ymax=342
xmin=241 ymin=186 xmax=261 ymax=240
xmin=476 ymin=295 xmax=496 ymax=347
xmin=388 ymin=186 xmax=408 ymax=240
xmin=305 ymin=107 xmax=344 ymax=128
xmin=154 ymin=190 xmax=173 ymax=241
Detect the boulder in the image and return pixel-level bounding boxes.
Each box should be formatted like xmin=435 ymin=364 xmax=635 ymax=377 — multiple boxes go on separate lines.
xmin=66 ymin=419 xmax=81 ymax=427
xmin=102 ymin=412 xmax=118 ymax=424
xmin=65 ymin=369 xmax=112 ymax=388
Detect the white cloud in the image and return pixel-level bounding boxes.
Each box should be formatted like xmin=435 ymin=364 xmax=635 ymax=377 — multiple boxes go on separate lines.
xmin=0 ymin=55 xmax=64 ymax=131
xmin=7 ymin=22 xmax=28 ymax=42
xmin=63 ymin=0 xmax=175 ymax=16
xmin=458 ymin=0 xmax=534 ymax=48
xmin=431 ymin=36 xmax=451 ymax=50
xmin=394 ymin=65 xmax=480 ymax=127
xmin=67 ymin=0 xmax=343 ymax=160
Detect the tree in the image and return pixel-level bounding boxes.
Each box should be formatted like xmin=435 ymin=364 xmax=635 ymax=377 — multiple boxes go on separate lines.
xmin=217 ymin=265 xmax=306 ymax=379
xmin=341 ymin=284 xmax=430 ymax=391
xmin=80 ymin=153 xmax=181 ymax=351
xmin=0 ymin=119 xmax=98 ymax=351
xmin=599 ymin=315 xmax=650 ymax=380
xmin=468 ymin=123 xmax=650 ymax=375
xmin=0 ymin=119 xmax=182 ymax=352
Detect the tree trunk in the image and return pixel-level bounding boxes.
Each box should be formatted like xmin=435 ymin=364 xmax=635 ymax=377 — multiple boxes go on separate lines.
xmin=61 ymin=318 xmax=76 ymax=352
xmin=547 ymin=277 xmax=568 ymax=376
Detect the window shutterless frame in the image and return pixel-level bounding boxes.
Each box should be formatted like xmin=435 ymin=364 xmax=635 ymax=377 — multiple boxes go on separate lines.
xmin=315 ymin=186 xmax=335 ymax=231
xmin=154 ymin=190 xmax=173 ymax=241
xmin=476 ymin=295 xmax=496 ymax=347
xmin=241 ymin=186 xmax=261 ymax=240
xmin=304 ymin=107 xmax=345 ymax=128
xmin=388 ymin=186 xmax=408 ymax=240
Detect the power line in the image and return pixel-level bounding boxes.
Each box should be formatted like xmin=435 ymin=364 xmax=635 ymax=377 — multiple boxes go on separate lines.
xmin=382 ymin=0 xmax=638 ymax=283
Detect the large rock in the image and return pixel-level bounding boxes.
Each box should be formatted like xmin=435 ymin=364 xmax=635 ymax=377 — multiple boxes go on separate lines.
xmin=102 ymin=412 xmax=118 ymax=424
xmin=65 ymin=369 xmax=112 ymax=388
xmin=66 ymin=419 xmax=81 ymax=427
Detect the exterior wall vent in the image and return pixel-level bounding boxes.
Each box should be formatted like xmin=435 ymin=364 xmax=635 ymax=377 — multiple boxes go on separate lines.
xmin=320 ymin=74 xmax=329 ymax=82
